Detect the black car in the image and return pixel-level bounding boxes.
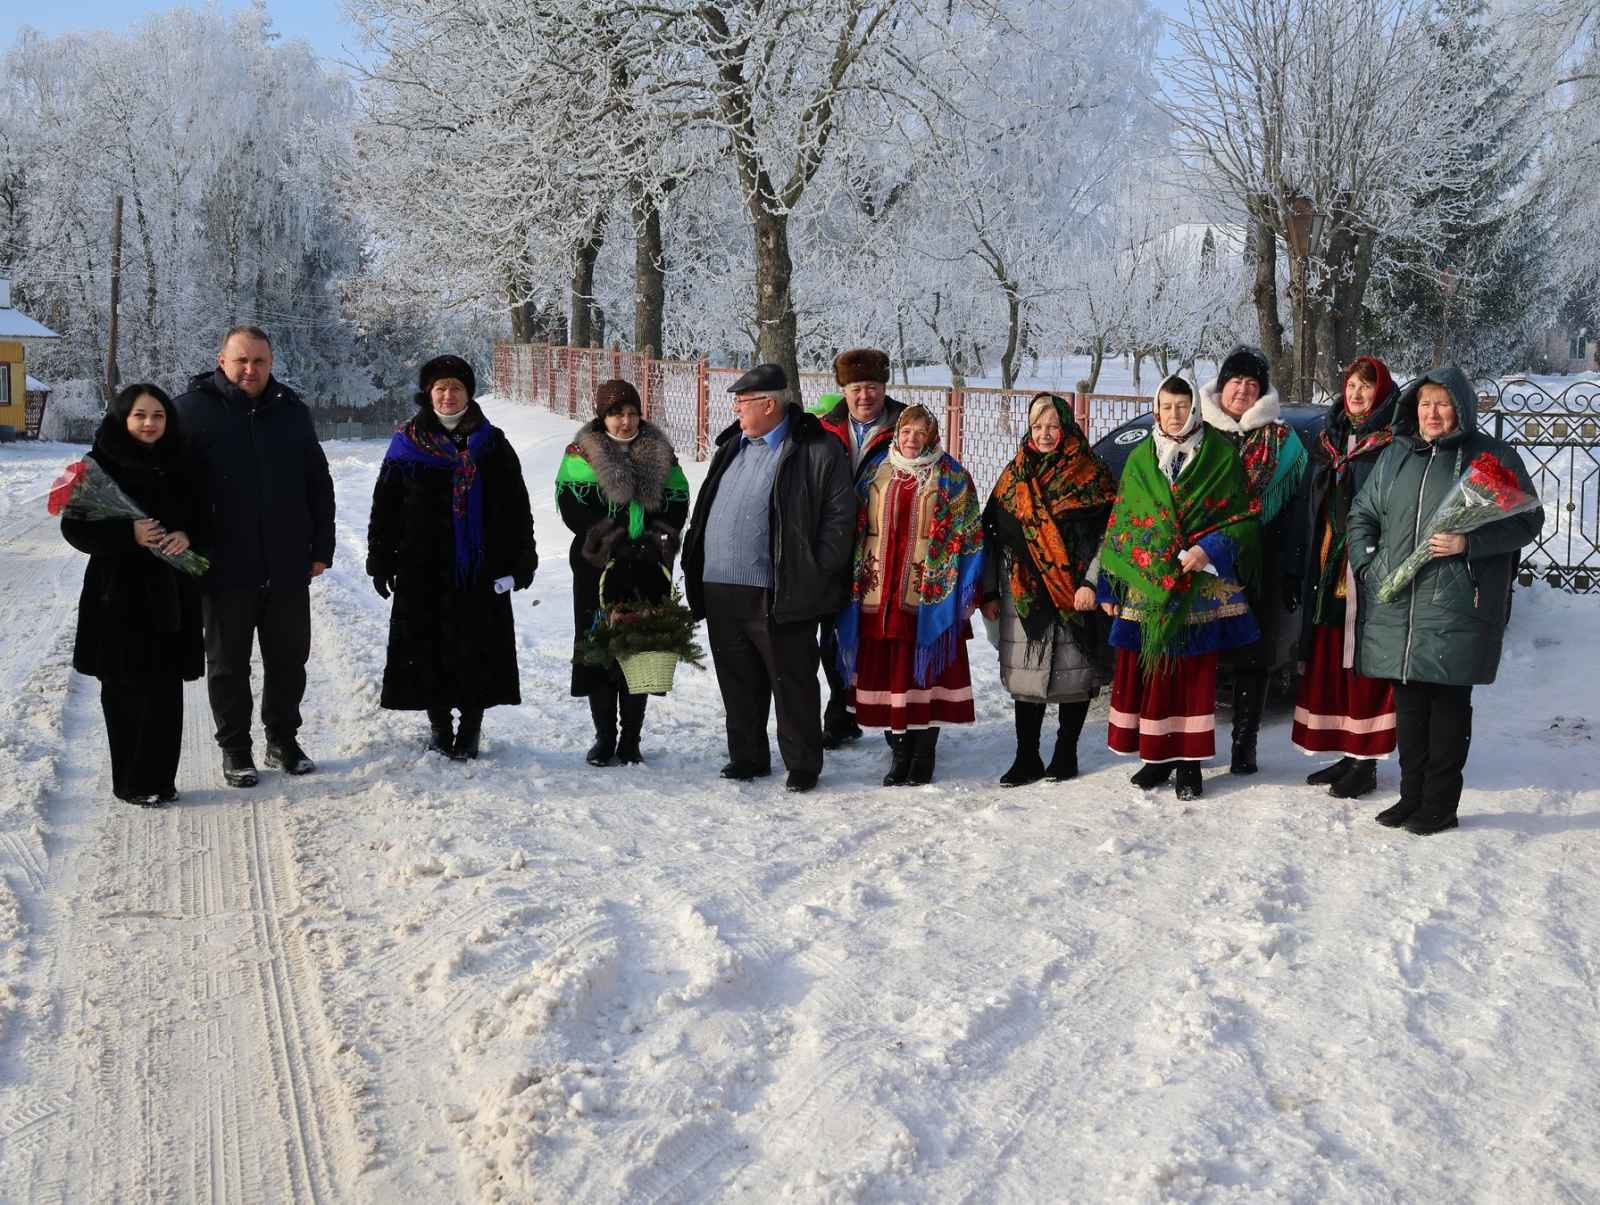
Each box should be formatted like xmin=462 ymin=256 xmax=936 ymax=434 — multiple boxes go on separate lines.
xmin=1091 ymin=404 xmax=1330 ymax=679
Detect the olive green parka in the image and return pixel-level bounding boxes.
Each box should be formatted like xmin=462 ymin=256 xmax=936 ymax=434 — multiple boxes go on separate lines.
xmin=1346 ymin=366 xmax=1543 ymax=686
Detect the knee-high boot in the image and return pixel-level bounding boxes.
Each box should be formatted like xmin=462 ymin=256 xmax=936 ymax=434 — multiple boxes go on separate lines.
xmin=1000 ymin=702 xmax=1047 ymax=787
xmin=1230 ymin=671 xmax=1268 ymax=775
xmin=426 ymin=706 xmax=454 ymax=756
xmin=587 ymin=686 xmax=619 ymax=766
xmin=616 ymin=692 xmax=647 ymax=764
xmin=883 ymin=732 xmax=914 ymax=786
xmin=1046 ymin=700 xmax=1090 ymax=781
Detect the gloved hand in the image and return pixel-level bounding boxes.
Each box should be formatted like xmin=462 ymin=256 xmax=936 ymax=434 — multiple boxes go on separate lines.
xmin=372 ymin=574 xmax=392 ymax=599
xmin=1282 ymin=574 xmax=1301 ymax=613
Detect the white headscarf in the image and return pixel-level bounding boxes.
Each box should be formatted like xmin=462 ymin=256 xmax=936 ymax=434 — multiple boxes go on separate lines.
xmin=1149 ymin=374 xmax=1204 ymax=482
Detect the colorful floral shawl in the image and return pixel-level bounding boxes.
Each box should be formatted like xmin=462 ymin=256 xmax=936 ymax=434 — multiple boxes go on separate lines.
xmin=983 ymin=396 xmax=1117 ymax=640
xmin=1310 ymin=371 xmax=1398 ymax=625
xmin=835 ymin=450 xmax=985 ymax=688
xmin=380 ymin=415 xmax=495 ymax=584
xmin=1100 ymin=426 xmax=1261 ymax=671
xmin=1237 ymin=423 xmax=1307 ymax=524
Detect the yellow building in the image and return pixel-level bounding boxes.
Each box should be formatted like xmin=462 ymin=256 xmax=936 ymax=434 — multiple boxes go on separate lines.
xmin=0 ymin=278 xmax=61 ymax=437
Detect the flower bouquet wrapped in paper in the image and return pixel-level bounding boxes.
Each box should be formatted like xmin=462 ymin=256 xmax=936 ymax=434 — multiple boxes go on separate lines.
xmin=46 ymin=458 xmax=210 ymax=576
xmin=1376 ymin=452 xmax=1538 ymax=604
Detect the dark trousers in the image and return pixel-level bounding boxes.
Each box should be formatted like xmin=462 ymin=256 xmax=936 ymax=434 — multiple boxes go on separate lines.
xmin=704 ymin=584 xmax=823 ymax=776
xmin=819 ymin=617 xmax=852 ymax=732
xmin=202 ymin=584 xmax=311 ymax=755
xmin=1393 ymin=681 xmax=1473 ymax=820
xmin=101 ymin=672 xmax=183 ymax=799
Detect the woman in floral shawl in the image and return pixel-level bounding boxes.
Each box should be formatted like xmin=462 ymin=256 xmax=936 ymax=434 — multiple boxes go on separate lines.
xmin=836 ymin=405 xmax=985 ymax=786
xmin=1097 ymin=375 xmax=1261 ymax=800
xmin=1291 ymin=356 xmax=1399 ymax=798
xmin=980 ymin=393 xmax=1117 ymax=786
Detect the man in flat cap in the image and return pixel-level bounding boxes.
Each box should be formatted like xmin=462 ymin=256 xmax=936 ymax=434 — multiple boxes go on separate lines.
xmin=682 ymin=363 xmax=855 ymax=792
xmin=812 ymin=347 xmax=906 ymax=747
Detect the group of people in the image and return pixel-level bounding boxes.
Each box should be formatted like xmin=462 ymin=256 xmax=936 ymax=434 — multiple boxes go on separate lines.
xmin=63 ymin=329 xmax=1542 ymax=837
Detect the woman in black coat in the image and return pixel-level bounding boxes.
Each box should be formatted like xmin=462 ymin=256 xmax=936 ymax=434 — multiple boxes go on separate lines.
xmin=555 ymin=378 xmax=690 ymax=766
xmin=62 ymin=383 xmax=205 ymax=806
xmin=367 ymin=355 xmax=537 ymax=759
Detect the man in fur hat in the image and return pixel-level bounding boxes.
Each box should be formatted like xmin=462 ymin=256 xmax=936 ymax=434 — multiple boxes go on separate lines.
xmin=813 ymin=348 xmax=906 ymax=747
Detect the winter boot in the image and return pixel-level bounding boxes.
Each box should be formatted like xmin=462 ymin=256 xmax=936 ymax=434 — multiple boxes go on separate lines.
xmin=1045 ymin=700 xmax=1091 ymax=782
xmin=999 ymin=702 xmax=1046 ymax=787
xmin=586 ymin=687 xmax=618 ymax=766
xmin=264 ymin=737 xmax=316 ymax=775
xmin=616 ymin=692 xmax=647 ymax=764
xmin=882 ymin=733 xmax=914 ymax=786
xmin=1130 ymin=761 xmax=1174 ymax=789
xmin=452 ymin=709 xmax=483 ymax=761
xmin=1174 ymin=763 xmax=1204 ymax=800
xmin=427 ymin=707 xmax=455 ymax=756
xmin=222 ymin=750 xmax=258 ymax=789
xmin=1306 ymin=757 xmax=1355 ymax=786
xmin=1229 ymin=671 xmax=1267 ymax=775
xmin=907 ymin=728 xmax=940 ymax=785
xmin=1329 ymin=758 xmax=1378 ymax=799
xmin=822 ymin=692 xmax=863 ymax=750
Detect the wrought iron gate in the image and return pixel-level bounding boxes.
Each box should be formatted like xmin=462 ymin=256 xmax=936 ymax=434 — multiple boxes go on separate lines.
xmin=1478 ymin=378 xmax=1600 ymax=592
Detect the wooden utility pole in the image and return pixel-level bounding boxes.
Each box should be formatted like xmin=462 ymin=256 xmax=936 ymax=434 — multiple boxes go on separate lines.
xmin=105 ymin=194 xmax=124 ymax=404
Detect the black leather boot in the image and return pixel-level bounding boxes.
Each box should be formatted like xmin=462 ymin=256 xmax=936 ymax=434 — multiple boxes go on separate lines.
xmin=1174 ymin=762 xmax=1204 ymax=800
xmin=1230 ymin=672 xmax=1267 ymax=775
xmin=1045 ymin=700 xmax=1090 ymax=781
xmin=1306 ymin=757 xmax=1355 ymax=786
xmin=883 ymin=733 xmax=913 ymax=786
xmin=426 ymin=707 xmax=455 ymax=756
xmin=1131 ymin=761 xmax=1174 ymax=789
xmin=616 ymin=692 xmax=646 ymax=764
xmin=452 ymin=709 xmax=483 ymax=760
xmin=1329 ymin=758 xmax=1378 ymax=799
xmin=586 ymin=687 xmax=618 ymax=766
xmin=1000 ymin=702 xmax=1046 ymax=787
xmin=907 ymin=728 xmax=940 ymax=785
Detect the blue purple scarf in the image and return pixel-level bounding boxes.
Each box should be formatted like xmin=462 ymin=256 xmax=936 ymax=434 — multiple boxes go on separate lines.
xmin=381 ymin=417 xmax=495 ymax=584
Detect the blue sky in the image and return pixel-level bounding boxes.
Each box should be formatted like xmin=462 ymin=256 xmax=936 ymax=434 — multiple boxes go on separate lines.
xmin=2 ymin=1 xmax=363 ymax=69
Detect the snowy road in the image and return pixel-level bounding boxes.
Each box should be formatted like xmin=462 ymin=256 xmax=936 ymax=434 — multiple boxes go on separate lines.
xmin=0 ymin=405 xmax=1598 ymax=1202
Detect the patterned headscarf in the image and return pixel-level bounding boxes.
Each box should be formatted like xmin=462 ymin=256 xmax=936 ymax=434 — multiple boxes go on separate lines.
xmin=983 ymin=394 xmax=1117 ymax=639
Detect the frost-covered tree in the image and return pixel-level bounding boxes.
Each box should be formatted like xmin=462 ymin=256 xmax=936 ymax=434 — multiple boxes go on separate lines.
xmin=0 ymin=5 xmax=377 ymax=404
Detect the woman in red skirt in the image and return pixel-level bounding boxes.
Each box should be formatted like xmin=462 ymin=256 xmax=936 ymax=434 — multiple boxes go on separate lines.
xmin=1096 ymin=376 xmax=1262 ymax=800
xmin=835 ymin=405 xmax=985 ymax=785
xmin=1291 ymin=356 xmax=1400 ymax=797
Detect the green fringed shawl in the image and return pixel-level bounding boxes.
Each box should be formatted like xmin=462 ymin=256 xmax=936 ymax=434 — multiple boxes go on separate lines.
xmin=1100 ymin=427 xmax=1262 ymax=671
xmin=555 ymin=448 xmax=689 ymax=539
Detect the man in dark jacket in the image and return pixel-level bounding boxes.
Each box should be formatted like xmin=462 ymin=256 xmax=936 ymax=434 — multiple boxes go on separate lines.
xmin=682 ymin=363 xmax=855 ymax=793
xmin=1348 ymin=365 xmax=1543 ymax=834
xmin=812 ymin=347 xmax=906 ymax=748
xmin=174 ymin=325 xmax=336 ymax=787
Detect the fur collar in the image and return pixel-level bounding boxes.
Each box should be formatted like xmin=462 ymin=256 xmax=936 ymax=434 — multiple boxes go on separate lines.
xmin=1200 ymin=378 xmax=1283 ymax=434
xmin=574 ymin=418 xmax=677 ymax=509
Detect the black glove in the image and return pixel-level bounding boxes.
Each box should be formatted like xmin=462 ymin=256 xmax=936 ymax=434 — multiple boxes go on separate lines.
xmin=1282 ymin=574 xmax=1301 ymax=613
xmin=372 ymin=574 xmax=392 ymax=599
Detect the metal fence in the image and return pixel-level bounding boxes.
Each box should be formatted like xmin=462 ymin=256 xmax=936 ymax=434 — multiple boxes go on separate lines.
xmin=492 ymin=342 xmax=1151 ymax=498
xmin=1478 ymin=378 xmax=1600 ymax=592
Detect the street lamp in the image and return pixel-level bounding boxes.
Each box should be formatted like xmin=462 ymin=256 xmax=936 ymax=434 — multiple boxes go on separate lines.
xmin=1284 ymin=195 xmax=1325 ymax=405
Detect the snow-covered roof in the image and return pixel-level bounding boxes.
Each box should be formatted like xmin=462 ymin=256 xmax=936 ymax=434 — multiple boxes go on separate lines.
xmin=0 ymin=277 xmax=59 ymax=339
xmin=26 ymin=374 xmax=49 ymax=391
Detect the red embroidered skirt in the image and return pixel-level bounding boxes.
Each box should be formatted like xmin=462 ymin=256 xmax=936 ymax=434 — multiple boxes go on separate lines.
xmin=1107 ymin=648 xmax=1219 ymax=763
xmin=849 ymin=634 xmax=975 ymax=732
xmin=1292 ymin=623 xmax=1396 ymax=758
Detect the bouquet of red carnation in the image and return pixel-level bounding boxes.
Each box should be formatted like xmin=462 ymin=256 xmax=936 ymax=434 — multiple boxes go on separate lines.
xmin=47 ymin=458 xmax=210 ymax=576
xmin=1376 ymin=452 xmax=1538 ymax=603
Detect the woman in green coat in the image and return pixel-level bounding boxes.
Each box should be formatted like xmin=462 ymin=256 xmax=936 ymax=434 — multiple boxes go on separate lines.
xmin=1347 ymin=366 xmax=1543 ymax=835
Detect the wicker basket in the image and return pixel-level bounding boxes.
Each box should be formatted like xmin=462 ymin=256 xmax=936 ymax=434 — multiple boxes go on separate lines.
xmin=618 ymin=649 xmax=680 ymax=695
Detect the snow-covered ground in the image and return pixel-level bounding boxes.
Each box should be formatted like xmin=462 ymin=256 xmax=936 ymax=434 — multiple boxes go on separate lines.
xmin=0 ymin=400 xmax=1597 ymax=1202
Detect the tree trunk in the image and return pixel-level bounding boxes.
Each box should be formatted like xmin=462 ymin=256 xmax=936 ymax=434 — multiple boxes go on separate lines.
xmin=1327 ymin=226 xmax=1373 ymax=389
xmin=633 ymin=191 xmax=666 ymax=356
xmin=750 ymin=205 xmax=799 ymax=397
xmin=1076 ymin=334 xmax=1106 ymax=394
xmin=570 ymin=213 xmax=607 ymax=350
xmin=999 ymin=286 xmax=1022 ymax=390
xmin=1248 ymin=207 xmax=1287 ymax=391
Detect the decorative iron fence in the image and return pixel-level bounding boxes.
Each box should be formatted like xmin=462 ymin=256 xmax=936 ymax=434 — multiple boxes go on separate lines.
xmin=491 ymin=342 xmax=1151 ymax=498
xmin=1477 ymin=378 xmax=1600 ymax=593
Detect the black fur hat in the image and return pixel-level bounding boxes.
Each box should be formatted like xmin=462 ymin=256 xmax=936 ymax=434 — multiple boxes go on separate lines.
xmin=1216 ymin=346 xmax=1270 ymax=394
xmin=417 ymin=354 xmax=476 ymax=404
